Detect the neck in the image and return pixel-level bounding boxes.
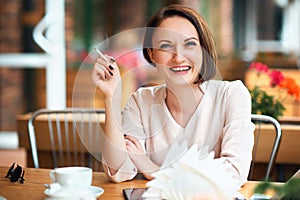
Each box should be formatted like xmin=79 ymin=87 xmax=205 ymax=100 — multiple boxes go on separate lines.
xmin=165 ymin=83 xmax=203 ymax=112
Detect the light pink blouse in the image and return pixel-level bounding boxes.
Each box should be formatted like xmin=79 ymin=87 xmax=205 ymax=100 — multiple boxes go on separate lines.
xmin=104 ymin=80 xmax=254 ymax=186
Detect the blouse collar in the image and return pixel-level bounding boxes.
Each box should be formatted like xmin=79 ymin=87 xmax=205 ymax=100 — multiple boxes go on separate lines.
xmin=199 ymin=81 xmax=208 ymax=94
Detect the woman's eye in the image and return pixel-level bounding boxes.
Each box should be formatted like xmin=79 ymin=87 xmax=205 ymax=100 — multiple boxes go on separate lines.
xmin=185 ymin=41 xmax=197 ymax=47
xmin=159 ymin=43 xmax=172 ymax=49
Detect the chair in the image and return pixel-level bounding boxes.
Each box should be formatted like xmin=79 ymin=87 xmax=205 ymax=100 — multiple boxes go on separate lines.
xmin=27 ymin=108 xmax=106 ymax=171
xmin=249 ymin=114 xmax=282 ymax=181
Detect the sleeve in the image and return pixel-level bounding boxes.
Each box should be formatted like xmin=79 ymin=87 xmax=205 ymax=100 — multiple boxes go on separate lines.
xmin=122 ymin=91 xmax=149 ymax=144
xmin=102 ymin=155 xmax=137 ymax=183
xmin=217 ymin=80 xmax=255 ymax=186
xmin=103 ymin=90 xmax=147 ymax=182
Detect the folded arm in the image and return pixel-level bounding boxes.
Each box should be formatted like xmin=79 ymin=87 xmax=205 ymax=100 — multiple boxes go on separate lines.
xmin=125 ymin=135 xmax=160 ymax=180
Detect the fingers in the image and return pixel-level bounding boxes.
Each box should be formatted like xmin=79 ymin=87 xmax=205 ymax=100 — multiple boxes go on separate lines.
xmin=125 ymin=139 xmax=136 ymax=152
xmin=125 ymin=135 xmax=141 ymax=148
xmin=93 ymin=48 xmax=116 ymax=80
xmin=93 ymin=58 xmax=115 ymax=81
xmin=124 ymin=136 xmax=143 ymax=154
xmin=94 ymin=61 xmax=112 ymax=78
xmin=105 ymin=55 xmax=116 ymax=67
xmin=126 ymin=143 xmax=142 ymax=154
xmin=94 ymin=48 xmax=115 ymax=66
xmin=125 ymin=138 xmax=136 ymax=153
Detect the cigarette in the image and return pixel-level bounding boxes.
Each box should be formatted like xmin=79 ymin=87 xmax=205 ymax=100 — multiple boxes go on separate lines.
xmin=94 ymin=48 xmax=110 ymax=63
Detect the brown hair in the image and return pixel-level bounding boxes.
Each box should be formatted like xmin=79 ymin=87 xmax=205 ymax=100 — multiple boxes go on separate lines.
xmin=143 ymin=4 xmax=217 ymax=83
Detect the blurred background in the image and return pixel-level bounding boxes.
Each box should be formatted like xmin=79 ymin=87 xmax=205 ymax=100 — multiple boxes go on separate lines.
xmin=1 ymin=0 xmax=300 ymax=130
xmin=0 ymin=0 xmax=299 ymax=181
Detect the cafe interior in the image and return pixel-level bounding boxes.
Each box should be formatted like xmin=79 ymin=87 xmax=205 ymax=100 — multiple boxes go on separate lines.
xmin=0 ymin=0 xmax=300 ymax=199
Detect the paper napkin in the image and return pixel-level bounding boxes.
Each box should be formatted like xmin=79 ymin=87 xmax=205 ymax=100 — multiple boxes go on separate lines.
xmin=142 ymin=142 xmax=240 ymax=200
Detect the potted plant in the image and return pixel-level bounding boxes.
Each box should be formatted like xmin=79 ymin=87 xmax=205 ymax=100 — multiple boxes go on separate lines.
xmin=248 ymin=62 xmax=300 ymax=120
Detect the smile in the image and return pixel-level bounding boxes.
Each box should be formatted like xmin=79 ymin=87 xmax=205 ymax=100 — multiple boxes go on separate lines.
xmin=169 ymin=66 xmax=191 ymax=72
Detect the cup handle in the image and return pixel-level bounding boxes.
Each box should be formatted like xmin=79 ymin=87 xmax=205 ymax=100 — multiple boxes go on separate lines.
xmin=50 ymin=170 xmax=56 ymax=183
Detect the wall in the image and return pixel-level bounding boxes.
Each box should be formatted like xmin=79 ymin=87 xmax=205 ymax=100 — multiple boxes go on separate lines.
xmin=0 ymin=0 xmax=24 ymax=131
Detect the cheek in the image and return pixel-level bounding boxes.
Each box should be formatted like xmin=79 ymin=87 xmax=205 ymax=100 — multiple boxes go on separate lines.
xmin=152 ymin=51 xmax=173 ymax=65
xmin=190 ymin=50 xmax=203 ymax=71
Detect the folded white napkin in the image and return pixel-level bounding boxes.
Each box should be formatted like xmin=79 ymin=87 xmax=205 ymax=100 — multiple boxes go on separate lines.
xmin=143 ymin=142 xmax=240 ymax=200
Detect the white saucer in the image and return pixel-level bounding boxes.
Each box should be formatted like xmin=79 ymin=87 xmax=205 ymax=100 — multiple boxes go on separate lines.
xmin=0 ymin=196 xmax=7 ymax=200
xmin=44 ymin=185 xmax=104 ymax=199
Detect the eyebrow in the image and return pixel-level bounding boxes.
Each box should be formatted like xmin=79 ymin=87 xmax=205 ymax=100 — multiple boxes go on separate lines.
xmin=156 ymin=37 xmax=199 ymax=44
xmin=156 ymin=39 xmax=171 ymax=44
xmin=184 ymin=37 xmax=199 ymax=42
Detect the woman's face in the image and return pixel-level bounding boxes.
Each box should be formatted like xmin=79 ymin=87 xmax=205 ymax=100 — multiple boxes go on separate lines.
xmin=148 ymin=16 xmax=203 ymax=86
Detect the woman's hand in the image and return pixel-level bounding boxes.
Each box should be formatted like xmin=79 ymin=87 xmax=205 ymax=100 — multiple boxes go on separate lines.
xmin=125 ymin=135 xmax=159 ymax=180
xmin=125 ymin=135 xmax=145 ymax=155
xmin=92 ymin=54 xmax=121 ymax=98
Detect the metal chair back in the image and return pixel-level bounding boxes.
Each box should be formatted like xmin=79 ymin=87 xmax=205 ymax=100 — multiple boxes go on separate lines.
xmin=249 ymin=114 xmax=282 ymax=180
xmin=28 ymin=108 xmax=105 ymax=171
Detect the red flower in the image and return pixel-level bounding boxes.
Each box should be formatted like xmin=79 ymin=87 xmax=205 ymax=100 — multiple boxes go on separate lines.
xmin=269 ymin=70 xmax=284 ymax=87
xmin=248 ymin=61 xmax=300 ymax=102
xmin=249 ymin=62 xmax=269 ymax=73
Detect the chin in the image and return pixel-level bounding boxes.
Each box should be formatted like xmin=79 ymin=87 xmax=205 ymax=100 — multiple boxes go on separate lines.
xmin=168 ymin=79 xmax=194 ymax=87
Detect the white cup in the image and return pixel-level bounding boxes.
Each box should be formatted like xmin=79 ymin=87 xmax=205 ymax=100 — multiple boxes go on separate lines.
xmin=50 ymin=167 xmax=92 ymax=188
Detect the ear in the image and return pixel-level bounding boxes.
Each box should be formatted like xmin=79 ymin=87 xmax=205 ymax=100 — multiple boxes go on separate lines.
xmin=147 ymin=48 xmax=155 ymax=63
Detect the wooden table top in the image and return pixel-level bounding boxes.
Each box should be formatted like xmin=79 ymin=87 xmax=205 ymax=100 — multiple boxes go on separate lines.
xmin=0 ymin=166 xmax=259 ymax=199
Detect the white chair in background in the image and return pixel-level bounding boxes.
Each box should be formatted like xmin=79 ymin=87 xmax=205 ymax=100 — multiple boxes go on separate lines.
xmin=249 ymin=114 xmax=282 ymax=181
xmin=28 ymin=108 xmax=105 ymax=171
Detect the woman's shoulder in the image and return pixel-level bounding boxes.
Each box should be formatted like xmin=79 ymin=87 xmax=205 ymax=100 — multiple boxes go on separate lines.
xmin=206 ymin=79 xmax=248 ymax=92
xmin=205 ymin=80 xmax=251 ymax=104
xmin=204 ymin=80 xmax=250 ymax=99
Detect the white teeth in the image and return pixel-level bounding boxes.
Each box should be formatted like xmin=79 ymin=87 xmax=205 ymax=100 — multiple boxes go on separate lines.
xmin=170 ymin=66 xmax=191 ymax=72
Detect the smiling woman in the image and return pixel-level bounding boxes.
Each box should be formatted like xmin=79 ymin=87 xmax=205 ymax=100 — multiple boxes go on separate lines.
xmin=147 ymin=16 xmax=203 ymax=86
xmin=91 ymin=4 xmax=254 ymax=194
xmin=142 ymin=5 xmax=217 ymax=84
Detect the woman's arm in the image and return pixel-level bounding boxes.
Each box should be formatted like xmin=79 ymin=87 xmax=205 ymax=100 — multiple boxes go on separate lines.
xmin=125 ymin=135 xmax=160 ymax=180
xmin=92 ymin=56 xmax=132 ymax=179
xmin=220 ymin=81 xmax=255 ymax=186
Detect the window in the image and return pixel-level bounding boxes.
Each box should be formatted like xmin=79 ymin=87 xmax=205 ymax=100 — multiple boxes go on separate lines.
xmin=234 ymin=0 xmax=300 ymax=63
xmin=246 ymin=0 xmax=285 ymax=53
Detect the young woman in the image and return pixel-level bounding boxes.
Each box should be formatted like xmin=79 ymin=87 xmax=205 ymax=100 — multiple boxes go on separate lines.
xmin=92 ymin=4 xmax=254 ymax=186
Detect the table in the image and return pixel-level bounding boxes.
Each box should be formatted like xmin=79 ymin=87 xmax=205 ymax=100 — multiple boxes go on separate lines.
xmin=0 ymin=166 xmax=260 ymax=200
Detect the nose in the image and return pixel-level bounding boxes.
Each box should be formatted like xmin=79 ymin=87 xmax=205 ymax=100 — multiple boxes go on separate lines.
xmin=172 ymin=48 xmax=185 ymax=63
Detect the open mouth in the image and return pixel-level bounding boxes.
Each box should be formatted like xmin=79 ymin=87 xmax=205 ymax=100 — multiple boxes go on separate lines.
xmin=169 ymin=66 xmax=191 ymax=72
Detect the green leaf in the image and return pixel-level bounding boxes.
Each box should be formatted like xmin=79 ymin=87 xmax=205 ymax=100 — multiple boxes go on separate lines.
xmin=249 ymin=86 xmax=285 ymax=120
xmin=253 ymin=178 xmax=300 ymax=199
